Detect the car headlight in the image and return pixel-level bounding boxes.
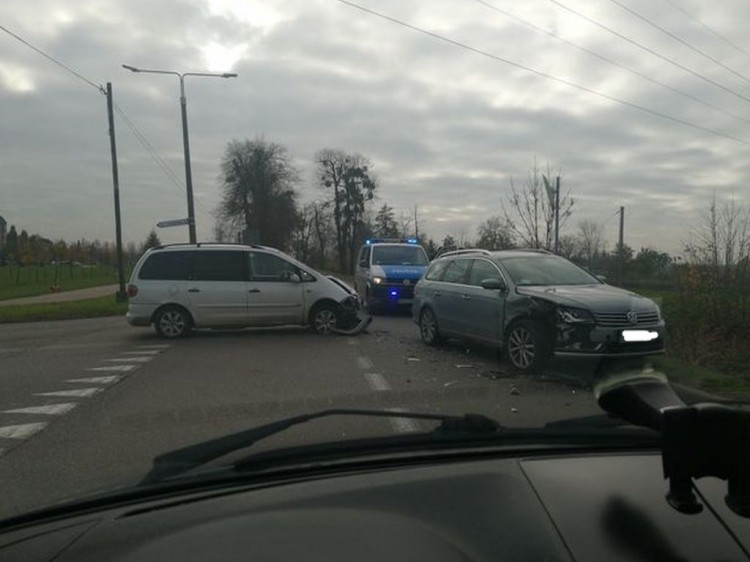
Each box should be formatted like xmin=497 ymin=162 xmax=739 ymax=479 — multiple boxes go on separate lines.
xmin=372 ymin=277 xmax=383 ymax=285
xmin=557 ymin=306 xmax=594 ymax=324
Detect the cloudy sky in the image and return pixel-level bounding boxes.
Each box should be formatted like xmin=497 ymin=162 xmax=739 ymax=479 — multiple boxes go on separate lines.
xmin=2 ymin=0 xmax=749 ymax=253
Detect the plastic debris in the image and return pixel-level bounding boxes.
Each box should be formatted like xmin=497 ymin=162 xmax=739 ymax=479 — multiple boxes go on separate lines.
xmin=454 ymin=364 xmax=473 ymax=369
xmin=444 ymin=381 xmax=458 ymax=387
xmin=510 ymin=407 xmax=519 ymax=414
xmin=407 ymin=357 xmax=421 ymax=362
xmin=509 ymin=386 xmax=520 ymax=396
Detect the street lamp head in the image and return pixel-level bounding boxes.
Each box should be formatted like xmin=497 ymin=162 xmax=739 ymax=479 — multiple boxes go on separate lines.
xmin=122 ymin=64 xmax=140 ymax=73
xmin=222 ymin=73 xmax=238 ymax=78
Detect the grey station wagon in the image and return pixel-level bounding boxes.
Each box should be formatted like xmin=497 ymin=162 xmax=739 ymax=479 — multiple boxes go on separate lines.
xmin=412 ymin=249 xmax=665 ymax=372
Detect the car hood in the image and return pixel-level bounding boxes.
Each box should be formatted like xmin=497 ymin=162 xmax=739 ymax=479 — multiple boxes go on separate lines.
xmin=516 ymin=284 xmax=657 ymax=312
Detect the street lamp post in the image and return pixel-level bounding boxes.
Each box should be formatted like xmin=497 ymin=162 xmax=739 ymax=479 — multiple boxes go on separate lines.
xmin=122 ymin=65 xmax=237 ymax=244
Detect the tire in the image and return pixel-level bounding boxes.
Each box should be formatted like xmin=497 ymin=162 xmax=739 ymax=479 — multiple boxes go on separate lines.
xmin=419 ymin=307 xmax=443 ymax=346
xmin=154 ymin=306 xmax=192 ymax=339
xmin=310 ymin=303 xmax=340 ymax=335
xmin=505 ymin=320 xmax=551 ymax=373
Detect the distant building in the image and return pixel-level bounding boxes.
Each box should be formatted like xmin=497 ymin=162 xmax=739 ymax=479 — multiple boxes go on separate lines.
xmin=0 ymin=215 xmax=6 ymax=251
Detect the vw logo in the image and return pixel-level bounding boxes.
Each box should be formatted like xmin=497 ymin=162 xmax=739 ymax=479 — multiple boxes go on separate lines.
xmin=626 ymin=311 xmax=638 ymax=325
xmin=402 ymin=279 xmax=411 ymax=286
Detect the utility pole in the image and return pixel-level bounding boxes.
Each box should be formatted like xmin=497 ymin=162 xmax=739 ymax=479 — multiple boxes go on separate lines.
xmin=617 ymin=206 xmax=625 ymax=286
xmin=105 ymin=82 xmax=126 ymax=302
xmin=554 ymin=176 xmax=560 ymax=254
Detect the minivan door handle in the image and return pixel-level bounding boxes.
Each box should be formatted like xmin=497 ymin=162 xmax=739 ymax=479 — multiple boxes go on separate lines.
xmin=248 ymin=288 xmax=261 ymax=293
xmin=188 ymin=288 xmax=200 ymax=293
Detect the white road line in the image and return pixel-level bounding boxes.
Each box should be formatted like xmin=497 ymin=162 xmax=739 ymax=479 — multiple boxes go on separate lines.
xmin=136 ymin=344 xmax=171 ymax=349
xmin=67 ymin=376 xmax=121 ymax=385
xmin=35 ymin=388 xmax=102 ymax=398
xmin=0 ymin=423 xmax=47 ymax=439
xmin=122 ymin=350 xmax=162 ymax=355
xmin=3 ymin=403 xmax=77 ymax=416
xmin=387 ymin=408 xmax=420 ymax=434
xmin=38 ymin=344 xmax=91 ymax=350
xmin=87 ymin=365 xmax=136 ymax=372
xmin=105 ymin=356 xmax=153 ymax=363
xmin=364 ymin=372 xmax=391 ymax=392
xmin=356 ymin=356 xmax=374 ymax=370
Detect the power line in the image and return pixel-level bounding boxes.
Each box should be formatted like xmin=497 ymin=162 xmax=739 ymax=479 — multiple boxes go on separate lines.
xmin=604 ymin=0 xmax=750 ymax=86
xmin=659 ymin=0 xmax=750 ymax=60
xmin=332 ymin=0 xmax=750 ymax=145
xmin=472 ymin=0 xmax=750 ymax=126
xmin=113 ymin=103 xmax=214 ymax=219
xmin=0 ymin=22 xmax=103 ymax=93
xmin=545 ymin=0 xmax=750 ymax=106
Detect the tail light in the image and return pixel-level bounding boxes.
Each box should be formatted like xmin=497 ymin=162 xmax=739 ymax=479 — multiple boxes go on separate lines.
xmin=127 ymin=284 xmax=138 ymax=298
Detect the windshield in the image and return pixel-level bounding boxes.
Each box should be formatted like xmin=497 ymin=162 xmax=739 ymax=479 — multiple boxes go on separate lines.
xmin=372 ymin=246 xmax=429 ymax=266
xmin=1 ymin=0 xmax=748 ymax=523
xmin=502 ymin=256 xmax=601 ymax=286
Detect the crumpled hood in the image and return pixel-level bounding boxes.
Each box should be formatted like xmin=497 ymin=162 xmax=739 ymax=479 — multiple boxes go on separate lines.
xmin=516 ymin=284 xmax=658 ymax=312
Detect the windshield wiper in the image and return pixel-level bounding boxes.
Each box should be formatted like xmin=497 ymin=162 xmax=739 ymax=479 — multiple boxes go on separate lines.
xmin=140 ymin=409 xmax=500 ymax=485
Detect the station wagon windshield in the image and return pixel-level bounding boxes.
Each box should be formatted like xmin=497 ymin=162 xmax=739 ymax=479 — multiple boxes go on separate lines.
xmin=502 ymin=256 xmax=601 ymax=286
xmin=371 ymin=246 xmax=429 ymax=266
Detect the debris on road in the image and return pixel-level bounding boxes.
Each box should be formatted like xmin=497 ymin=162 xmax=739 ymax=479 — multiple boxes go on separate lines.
xmin=454 ymin=364 xmax=473 ymax=369
xmin=510 ymin=407 xmax=519 ymax=414
xmin=406 ymin=357 xmax=420 ymax=362
xmin=443 ymin=381 xmax=458 ymax=388
xmin=509 ymin=386 xmax=520 ymax=396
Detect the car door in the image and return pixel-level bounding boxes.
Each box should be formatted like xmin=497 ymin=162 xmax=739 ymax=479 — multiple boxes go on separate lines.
xmin=247 ymin=251 xmax=305 ymax=325
xmin=186 ymin=250 xmax=249 ymax=326
xmin=460 ymin=258 xmax=507 ymax=344
xmin=433 ymin=258 xmax=471 ymax=335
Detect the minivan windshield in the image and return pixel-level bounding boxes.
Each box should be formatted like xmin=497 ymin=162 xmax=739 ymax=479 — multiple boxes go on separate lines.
xmin=371 ymin=245 xmax=429 ymax=266
xmin=502 ymin=256 xmax=601 ymax=286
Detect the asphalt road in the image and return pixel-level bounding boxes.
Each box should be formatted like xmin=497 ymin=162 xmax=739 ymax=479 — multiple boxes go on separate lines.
xmin=0 ymin=312 xmax=603 ymax=520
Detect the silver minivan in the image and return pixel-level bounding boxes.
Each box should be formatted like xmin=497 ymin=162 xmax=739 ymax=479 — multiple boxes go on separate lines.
xmin=126 ymin=244 xmax=365 ymax=338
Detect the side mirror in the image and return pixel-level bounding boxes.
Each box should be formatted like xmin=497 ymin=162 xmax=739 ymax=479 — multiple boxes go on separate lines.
xmin=480 ymin=278 xmax=506 ymax=291
xmin=359 ymin=261 xmax=369 ymax=269
xmin=288 ymin=273 xmax=301 ymax=283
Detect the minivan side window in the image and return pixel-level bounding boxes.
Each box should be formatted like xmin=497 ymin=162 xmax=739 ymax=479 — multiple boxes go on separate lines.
xmin=192 ymin=251 xmax=247 ymax=282
xmin=138 ymin=251 xmax=194 ymax=280
xmin=441 ymin=259 xmax=471 ymax=284
xmin=249 ymin=252 xmax=299 ymax=282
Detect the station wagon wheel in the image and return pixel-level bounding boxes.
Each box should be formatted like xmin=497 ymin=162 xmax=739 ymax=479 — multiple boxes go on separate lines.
xmin=506 ymin=320 xmax=549 ymax=373
xmin=154 ymin=306 xmax=192 ymax=339
xmin=419 ymin=307 xmax=443 ymax=346
xmin=311 ymin=304 xmax=339 ymax=335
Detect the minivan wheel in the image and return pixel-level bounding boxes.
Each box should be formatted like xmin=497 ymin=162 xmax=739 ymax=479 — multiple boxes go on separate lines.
xmin=311 ymin=304 xmax=339 ymax=335
xmin=154 ymin=306 xmax=192 ymax=339
xmin=419 ymin=307 xmax=443 ymax=346
xmin=505 ymin=320 xmax=550 ymax=373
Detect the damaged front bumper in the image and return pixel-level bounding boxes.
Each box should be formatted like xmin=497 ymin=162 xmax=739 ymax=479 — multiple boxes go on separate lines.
xmin=332 ymin=293 xmax=372 ymax=336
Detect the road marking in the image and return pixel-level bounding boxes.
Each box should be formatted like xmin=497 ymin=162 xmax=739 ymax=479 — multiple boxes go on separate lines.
xmin=0 ymin=423 xmax=47 ymax=439
xmin=35 ymin=388 xmax=102 ymax=398
xmin=105 ymin=356 xmax=153 ymax=363
xmin=67 ymin=376 xmax=121 ymax=385
xmin=122 ymin=350 xmax=162 ymax=355
xmin=137 ymin=344 xmax=171 ymax=349
xmin=3 ymin=403 xmax=77 ymax=416
xmin=87 ymin=365 xmax=136 ymax=372
xmin=387 ymin=408 xmax=420 ymax=434
xmin=364 ymin=372 xmax=391 ymax=392
xmin=356 ymin=356 xmax=374 ymax=370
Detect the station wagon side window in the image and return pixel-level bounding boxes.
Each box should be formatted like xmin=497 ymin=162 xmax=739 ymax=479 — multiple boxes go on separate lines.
xmin=192 ymin=251 xmax=247 ymax=281
xmin=249 ymin=252 xmax=299 ymax=282
xmin=467 ymin=259 xmax=503 ymax=286
xmin=441 ymin=259 xmax=471 ymax=284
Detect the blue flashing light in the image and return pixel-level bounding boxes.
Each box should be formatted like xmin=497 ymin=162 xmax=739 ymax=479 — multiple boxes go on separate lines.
xmin=406 ymin=238 xmax=418 ymax=244
xmin=365 ymin=239 xmax=372 ymax=245
xmin=389 ymin=290 xmax=399 ymax=297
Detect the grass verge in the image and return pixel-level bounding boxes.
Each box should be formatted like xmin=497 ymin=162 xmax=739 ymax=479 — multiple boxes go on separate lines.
xmin=0 ymin=295 xmax=127 ymax=324
xmin=652 ymin=355 xmax=750 ymax=400
xmin=0 ymin=265 xmax=124 ymax=301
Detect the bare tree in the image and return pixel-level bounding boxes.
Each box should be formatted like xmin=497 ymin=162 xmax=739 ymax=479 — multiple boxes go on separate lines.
xmin=577 ymin=219 xmax=605 ymax=268
xmin=475 ymin=216 xmax=515 ymax=250
xmin=502 ymin=160 xmax=573 ymax=250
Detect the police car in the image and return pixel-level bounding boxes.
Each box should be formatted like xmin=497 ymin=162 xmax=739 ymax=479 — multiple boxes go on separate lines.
xmin=354 ymin=238 xmax=430 ymax=312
